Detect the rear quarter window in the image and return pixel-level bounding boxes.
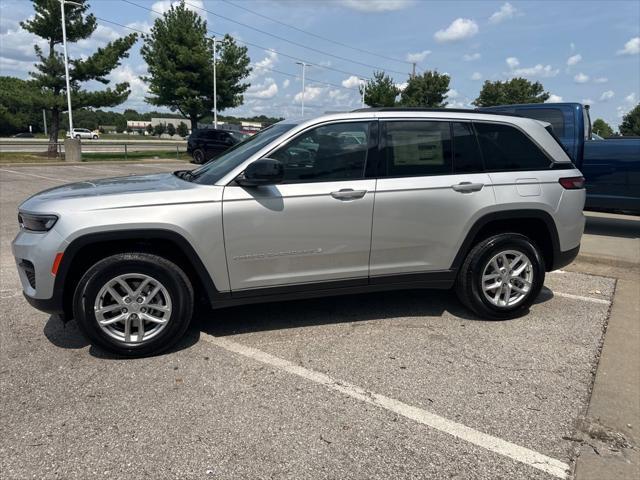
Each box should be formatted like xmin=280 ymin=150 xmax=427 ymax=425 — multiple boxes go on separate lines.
xmin=516 ymin=108 xmax=566 ymax=137
xmin=474 ymin=122 xmax=550 ymax=171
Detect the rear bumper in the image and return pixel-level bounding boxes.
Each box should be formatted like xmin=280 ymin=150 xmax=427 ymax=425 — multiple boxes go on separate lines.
xmin=552 ymin=244 xmax=580 ymax=270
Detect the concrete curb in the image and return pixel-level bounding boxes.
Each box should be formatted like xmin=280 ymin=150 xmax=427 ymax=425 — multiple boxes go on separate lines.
xmin=576 ymin=253 xmax=639 ymax=271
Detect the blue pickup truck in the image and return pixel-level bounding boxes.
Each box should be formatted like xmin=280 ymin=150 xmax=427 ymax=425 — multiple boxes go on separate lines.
xmin=482 ymin=102 xmax=640 ymax=214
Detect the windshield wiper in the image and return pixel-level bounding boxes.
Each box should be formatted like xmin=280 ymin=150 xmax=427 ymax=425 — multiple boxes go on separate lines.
xmin=174 ymin=170 xmax=195 ymax=182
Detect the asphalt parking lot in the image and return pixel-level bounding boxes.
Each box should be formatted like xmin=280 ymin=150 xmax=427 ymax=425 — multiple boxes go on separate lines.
xmin=0 ymin=163 xmax=624 ymax=479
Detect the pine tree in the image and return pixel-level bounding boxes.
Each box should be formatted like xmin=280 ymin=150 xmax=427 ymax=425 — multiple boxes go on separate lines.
xmin=21 ymin=0 xmax=137 ymax=152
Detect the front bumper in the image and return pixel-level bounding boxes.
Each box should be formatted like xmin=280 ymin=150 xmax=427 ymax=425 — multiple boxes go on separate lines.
xmin=12 ymin=228 xmax=68 ymax=314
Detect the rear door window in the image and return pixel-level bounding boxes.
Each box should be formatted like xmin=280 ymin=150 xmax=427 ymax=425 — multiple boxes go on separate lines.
xmin=382 ymin=121 xmax=452 ymax=177
xmin=452 ymin=122 xmax=484 ymax=173
xmin=474 ymin=122 xmax=550 ymax=171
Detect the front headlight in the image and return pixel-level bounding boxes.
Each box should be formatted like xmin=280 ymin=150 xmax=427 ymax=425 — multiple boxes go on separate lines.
xmin=18 ymin=212 xmax=58 ymax=232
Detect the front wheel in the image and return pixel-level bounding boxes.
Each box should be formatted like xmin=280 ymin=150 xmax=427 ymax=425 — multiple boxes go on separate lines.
xmin=75 ymin=135 xmax=81 ymax=139
xmin=455 ymin=233 xmax=545 ymax=320
xmin=93 ymin=135 xmax=98 ymax=139
xmin=192 ymin=149 xmax=205 ymax=164
xmin=73 ymin=252 xmax=194 ymax=357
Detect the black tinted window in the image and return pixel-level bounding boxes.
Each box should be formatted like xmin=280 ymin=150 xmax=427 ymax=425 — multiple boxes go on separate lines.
xmin=383 ymin=121 xmax=452 ymax=177
xmin=517 ymin=108 xmax=565 ymax=137
xmin=270 ymin=122 xmax=370 ymax=182
xmin=452 ymin=122 xmax=483 ymax=173
xmin=474 ymin=122 xmax=550 ymax=171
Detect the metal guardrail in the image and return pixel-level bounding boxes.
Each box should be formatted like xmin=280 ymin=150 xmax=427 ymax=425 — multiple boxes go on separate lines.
xmin=0 ymin=141 xmax=189 ymax=161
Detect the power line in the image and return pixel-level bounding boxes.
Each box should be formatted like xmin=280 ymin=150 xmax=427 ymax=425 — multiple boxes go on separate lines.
xmin=120 ymin=0 xmax=404 ymax=78
xmin=94 ymin=16 xmax=361 ymax=94
xmin=120 ymin=0 xmax=375 ymax=81
xmin=219 ymin=0 xmax=410 ymax=67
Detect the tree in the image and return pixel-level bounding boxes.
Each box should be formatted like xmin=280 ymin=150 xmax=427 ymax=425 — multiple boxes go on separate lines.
xmin=363 ymin=71 xmax=399 ymax=107
xmin=177 ymin=121 xmax=189 ymax=137
xmin=166 ymin=123 xmax=176 ymax=136
xmin=146 ymin=123 xmax=154 ymax=135
xmin=141 ymin=1 xmax=251 ymax=130
xmin=154 ymin=123 xmax=166 ymax=136
xmin=0 ymin=76 xmax=43 ymax=135
xmin=473 ymin=78 xmax=549 ymax=107
xmin=21 ymin=0 xmax=137 ymax=151
xmin=592 ymin=118 xmax=614 ymax=138
xmin=399 ymin=71 xmax=450 ymax=108
xmin=115 ymin=116 xmax=127 ymax=133
xmin=619 ymin=104 xmax=640 ymax=136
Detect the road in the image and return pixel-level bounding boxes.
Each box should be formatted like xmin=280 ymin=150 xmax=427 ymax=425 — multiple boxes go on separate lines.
xmin=0 ymin=162 xmax=636 ymax=479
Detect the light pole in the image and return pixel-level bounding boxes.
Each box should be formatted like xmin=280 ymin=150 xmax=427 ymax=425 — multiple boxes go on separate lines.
xmin=212 ymin=36 xmax=217 ymax=129
xmin=361 ymin=79 xmax=366 ymax=108
xmin=295 ymin=61 xmax=310 ymax=117
xmin=60 ymin=0 xmax=81 ymax=136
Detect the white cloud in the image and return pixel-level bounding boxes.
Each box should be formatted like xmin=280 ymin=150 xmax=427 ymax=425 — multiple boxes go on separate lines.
xmin=109 ymin=65 xmax=148 ymax=108
xmin=617 ymin=105 xmax=629 ymax=118
xmin=617 ymin=37 xmax=640 ymax=55
xmin=599 ymin=90 xmax=615 ymax=101
xmin=574 ymin=72 xmax=589 ymax=83
xmin=445 ymin=89 xmax=459 ymax=99
xmin=247 ymin=78 xmax=278 ymax=99
xmin=282 ymin=79 xmax=290 ymax=89
xmin=570 ymin=42 xmax=576 ymax=52
xmin=434 ymin=18 xmax=479 ymax=43
xmin=471 ymin=72 xmax=482 ymax=80
xmin=463 ymin=52 xmax=481 ymax=61
xmin=567 ymin=54 xmax=582 ymax=66
xmin=126 ymin=21 xmax=152 ymax=35
xmin=545 ymin=94 xmax=563 ymax=103
xmin=151 ymin=0 xmax=207 ymax=20
xmin=294 ymin=85 xmax=324 ymax=103
xmin=505 ymin=57 xmax=520 ymax=68
xmin=489 ymin=3 xmax=517 ymax=24
xmin=625 ymin=92 xmax=637 ymax=104
xmin=406 ymin=50 xmax=431 ymax=63
xmin=342 ymin=75 xmax=364 ymax=89
xmin=395 ymin=82 xmax=408 ymax=91
xmin=505 ymin=56 xmax=558 ymax=78
xmin=593 ymin=77 xmax=608 ymax=84
xmin=582 ymin=99 xmax=595 ymax=105
xmin=340 ymin=0 xmax=413 ymax=12
xmin=252 ymin=51 xmax=278 ymax=77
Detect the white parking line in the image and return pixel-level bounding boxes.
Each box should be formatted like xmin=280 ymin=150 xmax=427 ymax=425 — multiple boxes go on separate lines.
xmin=0 ymin=167 xmax=68 ymax=182
xmin=553 ymin=291 xmax=611 ymax=305
xmin=200 ymin=334 xmax=570 ymax=479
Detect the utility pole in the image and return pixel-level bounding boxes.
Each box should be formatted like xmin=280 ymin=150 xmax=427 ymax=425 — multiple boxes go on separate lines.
xmin=295 ymin=61 xmax=309 ymax=117
xmin=60 ymin=0 xmax=81 ymax=135
xmin=361 ymin=79 xmax=366 ymax=108
xmin=43 ymin=109 xmax=47 ymax=136
xmin=213 ymin=36 xmax=217 ymax=129
xmin=411 ymin=62 xmax=416 ymax=78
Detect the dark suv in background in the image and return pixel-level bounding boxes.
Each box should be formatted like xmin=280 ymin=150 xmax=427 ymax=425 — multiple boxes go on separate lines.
xmin=187 ymin=129 xmax=248 ymax=163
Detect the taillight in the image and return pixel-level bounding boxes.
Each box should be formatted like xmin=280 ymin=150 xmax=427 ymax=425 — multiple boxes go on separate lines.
xmin=559 ymin=176 xmax=585 ymax=189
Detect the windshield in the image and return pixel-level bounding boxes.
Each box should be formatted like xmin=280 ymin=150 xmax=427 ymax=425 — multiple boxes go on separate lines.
xmin=229 ymin=131 xmax=250 ymax=142
xmin=188 ymin=123 xmax=296 ymax=185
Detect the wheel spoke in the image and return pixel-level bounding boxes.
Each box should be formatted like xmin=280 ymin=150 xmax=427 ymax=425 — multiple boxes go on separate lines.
xmin=137 ymin=317 xmax=145 ymax=342
xmin=513 ymin=262 xmax=529 ymax=277
xmin=483 ymin=273 xmax=500 ymax=281
xmin=145 ymin=285 xmax=162 ymax=303
xmin=95 ymin=304 xmax=122 ymax=315
xmin=133 ymin=278 xmax=152 ymax=297
xmin=123 ymin=315 xmax=131 ymax=342
xmin=509 ymin=254 xmax=523 ymax=269
xmin=142 ymin=312 xmax=168 ymax=324
xmin=106 ymin=286 xmax=124 ymax=304
xmin=485 ymin=281 xmax=501 ymax=291
xmin=99 ymin=313 xmax=126 ymax=326
xmin=115 ymin=278 xmax=135 ymax=297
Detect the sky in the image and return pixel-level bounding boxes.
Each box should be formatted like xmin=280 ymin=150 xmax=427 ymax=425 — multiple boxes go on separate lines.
xmin=1 ymin=0 xmax=639 ymax=128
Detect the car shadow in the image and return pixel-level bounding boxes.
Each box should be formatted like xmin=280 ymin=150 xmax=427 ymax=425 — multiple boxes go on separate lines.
xmin=585 ymin=214 xmax=640 ymax=239
xmin=43 ymin=287 xmax=556 ymax=355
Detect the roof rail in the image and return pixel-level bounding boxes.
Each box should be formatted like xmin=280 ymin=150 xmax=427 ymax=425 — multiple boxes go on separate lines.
xmin=351 ymin=106 xmax=523 ymax=117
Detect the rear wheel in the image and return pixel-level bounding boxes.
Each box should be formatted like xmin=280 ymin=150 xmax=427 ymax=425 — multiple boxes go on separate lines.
xmin=73 ymin=252 xmax=194 ymax=357
xmin=192 ymin=149 xmax=205 ymax=164
xmin=455 ymin=233 xmax=545 ymax=320
xmin=92 ymin=135 xmax=98 ymax=139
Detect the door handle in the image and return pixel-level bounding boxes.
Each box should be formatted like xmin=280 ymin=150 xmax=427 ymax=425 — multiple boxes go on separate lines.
xmin=452 ymin=182 xmax=484 ymax=193
xmin=330 ymin=189 xmax=367 ymax=200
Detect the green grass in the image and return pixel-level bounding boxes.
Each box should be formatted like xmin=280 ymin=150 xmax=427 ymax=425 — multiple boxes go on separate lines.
xmin=0 ymin=151 xmax=191 ymax=163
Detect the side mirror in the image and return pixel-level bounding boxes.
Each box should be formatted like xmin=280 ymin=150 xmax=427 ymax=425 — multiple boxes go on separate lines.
xmin=236 ymin=158 xmax=284 ymax=186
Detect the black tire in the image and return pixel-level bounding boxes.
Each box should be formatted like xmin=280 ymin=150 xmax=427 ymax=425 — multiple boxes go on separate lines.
xmin=92 ymin=135 xmax=98 ymax=139
xmin=455 ymin=233 xmax=545 ymax=320
xmin=73 ymin=252 xmax=194 ymax=357
xmin=192 ymin=149 xmax=205 ymax=164
xmin=75 ymin=135 xmax=81 ymax=139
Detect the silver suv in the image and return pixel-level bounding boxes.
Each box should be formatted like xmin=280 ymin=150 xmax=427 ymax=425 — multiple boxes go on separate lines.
xmin=13 ymin=109 xmax=586 ymax=356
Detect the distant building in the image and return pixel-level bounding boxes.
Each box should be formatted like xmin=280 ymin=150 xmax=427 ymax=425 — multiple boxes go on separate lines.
xmin=150 ymin=117 xmax=188 ymax=128
xmin=127 ymin=120 xmax=151 ymax=131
